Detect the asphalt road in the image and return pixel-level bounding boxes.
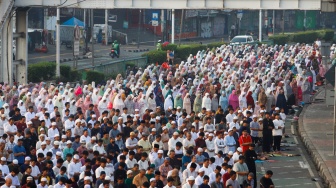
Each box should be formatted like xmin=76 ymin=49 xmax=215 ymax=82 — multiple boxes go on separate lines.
xmin=28 ymin=43 xmax=156 ymax=64
xmin=254 ymin=115 xmax=325 ymax=188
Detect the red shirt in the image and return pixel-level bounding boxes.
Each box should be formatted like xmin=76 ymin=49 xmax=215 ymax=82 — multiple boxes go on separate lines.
xmin=223 ymin=172 xmax=230 ymax=187
xmin=239 ymin=135 xmax=252 ymax=153
xmin=16 ymin=122 xmax=27 ymax=133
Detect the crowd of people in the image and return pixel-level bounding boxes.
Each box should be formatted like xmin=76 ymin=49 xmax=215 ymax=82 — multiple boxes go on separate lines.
xmin=0 ymin=41 xmax=327 ymax=188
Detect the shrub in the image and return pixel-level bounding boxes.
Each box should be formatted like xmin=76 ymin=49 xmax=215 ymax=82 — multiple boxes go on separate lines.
xmin=207 ymin=42 xmax=227 ymax=49
xmin=269 ymin=29 xmax=335 ymax=45
xmin=28 ymin=62 xmax=56 ymax=82
xmin=292 ymin=30 xmax=319 ymax=44
xmin=142 ymin=50 xmax=166 ymax=64
xmin=318 ymin=29 xmax=334 ymax=41
xmin=175 ymin=44 xmax=207 ymax=60
xmin=28 ymin=62 xmax=80 ymax=83
xmin=161 ymin=44 xmax=178 ymax=51
xmin=269 ymin=34 xmax=292 ymax=45
xmin=86 ymin=70 xmax=105 ymax=84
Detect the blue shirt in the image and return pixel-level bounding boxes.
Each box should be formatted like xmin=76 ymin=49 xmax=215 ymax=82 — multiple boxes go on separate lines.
xmin=181 ymin=155 xmax=191 ymax=171
xmin=13 ymin=145 xmax=26 ymax=164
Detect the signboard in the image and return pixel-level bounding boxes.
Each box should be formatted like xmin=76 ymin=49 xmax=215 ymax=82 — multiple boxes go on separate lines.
xmin=237 ymin=10 xmax=243 ymax=19
xmin=73 ymin=25 xmax=80 ymax=56
xmin=73 ymin=40 xmax=80 ymax=56
xmin=123 ymin=21 xmax=129 ymax=29
xmin=108 ymin=15 xmax=117 ymax=22
xmin=152 ymin=12 xmax=159 ymax=26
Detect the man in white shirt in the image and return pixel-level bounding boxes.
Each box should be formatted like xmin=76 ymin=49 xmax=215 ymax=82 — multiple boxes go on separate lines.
xmin=37 ymin=177 xmax=48 ymax=188
xmin=225 ymin=109 xmax=236 ymax=123
xmin=224 ymin=129 xmax=236 ymax=154
xmin=182 ymin=163 xmax=197 ymax=185
xmin=125 ymin=151 xmax=137 ymax=169
xmin=4 ymin=119 xmax=17 ymax=137
xmin=182 ymin=176 xmax=198 ymax=188
xmin=204 ymin=117 xmax=215 ymax=133
xmin=126 ymin=132 xmax=138 ymax=152
xmin=229 ymin=117 xmax=240 ymax=130
xmin=148 ymin=144 xmax=159 ymax=164
xmin=202 ymin=159 xmax=213 ymax=175
xmin=67 ymin=155 xmax=81 ymax=178
xmin=195 ymin=168 xmax=205 ymax=186
xmin=273 ymin=113 xmax=284 ymax=152
xmin=214 ymin=151 xmax=224 ymax=167
xmin=214 ymin=134 xmax=225 ymax=154
xmin=168 ymin=132 xmax=180 ymax=153
xmin=64 ymin=115 xmax=75 ymax=138
xmin=47 ymin=122 xmax=59 ymax=141
xmin=205 ymin=134 xmax=215 ymax=158
xmin=25 ymin=106 xmax=36 ymax=123
xmin=182 ymin=133 xmax=195 ymax=155
xmin=5 ymin=171 xmax=19 ymax=187
xmin=0 ymin=157 xmax=9 ymax=177
xmin=0 ymin=115 xmax=7 ymax=137
xmin=36 ymin=141 xmax=48 ymax=158
xmin=232 ymin=147 xmax=242 ymax=163
xmin=95 ymin=158 xmax=107 ymax=178
xmin=37 ymin=108 xmax=47 ymax=120
xmin=80 ymin=130 xmax=91 ymax=143
xmin=93 ymin=139 xmax=107 ymax=156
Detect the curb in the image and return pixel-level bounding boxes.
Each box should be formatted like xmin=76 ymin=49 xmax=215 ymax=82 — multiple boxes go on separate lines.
xmin=48 ymin=55 xmax=102 ymax=63
xmin=298 ymin=89 xmax=335 ymax=188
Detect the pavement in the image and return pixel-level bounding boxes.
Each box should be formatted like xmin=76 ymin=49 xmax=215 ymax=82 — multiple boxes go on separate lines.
xmin=253 ymin=112 xmax=325 ymax=187
xmin=299 ymin=86 xmax=336 ymax=188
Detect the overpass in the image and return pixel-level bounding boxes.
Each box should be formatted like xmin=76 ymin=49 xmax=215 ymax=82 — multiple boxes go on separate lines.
xmin=0 ymin=0 xmax=330 ymax=85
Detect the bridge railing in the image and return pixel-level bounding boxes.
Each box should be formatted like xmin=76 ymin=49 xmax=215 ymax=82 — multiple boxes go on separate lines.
xmin=77 ymin=56 xmax=147 ymax=77
xmin=0 ymin=0 xmax=14 ymax=31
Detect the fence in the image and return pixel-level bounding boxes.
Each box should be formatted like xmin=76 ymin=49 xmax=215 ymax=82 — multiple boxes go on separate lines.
xmin=112 ymin=29 xmax=128 ymax=45
xmin=78 ymin=56 xmax=147 ymax=78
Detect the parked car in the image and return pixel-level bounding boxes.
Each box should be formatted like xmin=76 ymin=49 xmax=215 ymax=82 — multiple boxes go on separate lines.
xmin=230 ymin=35 xmax=256 ymax=45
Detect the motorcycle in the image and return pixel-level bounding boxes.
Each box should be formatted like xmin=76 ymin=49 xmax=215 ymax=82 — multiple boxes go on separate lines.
xmin=110 ymin=49 xmax=119 ymax=58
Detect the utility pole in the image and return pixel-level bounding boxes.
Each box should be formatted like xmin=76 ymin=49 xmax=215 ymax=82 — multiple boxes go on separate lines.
xmin=161 ymin=9 xmax=165 ymax=42
xmin=105 ymin=9 xmax=108 ymax=46
xmin=171 ymin=9 xmax=175 ymax=44
xmin=259 ymin=10 xmax=262 ymax=42
xmin=137 ymin=9 xmax=141 ymax=48
xmin=178 ymin=9 xmax=184 ymax=46
xmin=273 ymin=10 xmax=275 ymax=35
xmin=56 ymin=7 xmax=60 ymax=77
xmin=91 ymin=9 xmax=94 ymax=67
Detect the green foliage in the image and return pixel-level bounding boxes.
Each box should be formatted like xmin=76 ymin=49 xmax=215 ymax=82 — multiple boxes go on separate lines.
xmin=318 ymin=29 xmax=334 ymax=41
xmin=206 ymin=42 xmax=227 ymax=49
xmin=28 ymin=62 xmax=56 ymax=82
xmin=28 ymin=62 xmax=81 ymax=83
xmin=269 ymin=29 xmax=335 ymax=45
xmin=86 ymin=70 xmax=105 ymax=84
xmin=292 ymin=30 xmax=319 ymax=44
xmin=176 ymin=44 xmax=207 ymax=60
xmin=269 ymin=34 xmax=292 ymax=45
xmin=142 ymin=50 xmax=166 ymax=64
xmin=161 ymin=44 xmax=178 ymax=51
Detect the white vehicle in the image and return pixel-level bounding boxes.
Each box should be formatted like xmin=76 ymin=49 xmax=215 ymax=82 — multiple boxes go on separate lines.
xmin=230 ymin=35 xmax=256 ymax=45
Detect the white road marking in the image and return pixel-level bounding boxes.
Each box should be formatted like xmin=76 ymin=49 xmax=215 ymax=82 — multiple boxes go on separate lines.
xmin=299 ymin=161 xmax=308 ymax=169
xmin=260 ymin=166 xmax=265 ymax=174
xmin=298 ymin=147 xmax=322 ymax=188
xmin=293 ymin=135 xmax=299 ymax=144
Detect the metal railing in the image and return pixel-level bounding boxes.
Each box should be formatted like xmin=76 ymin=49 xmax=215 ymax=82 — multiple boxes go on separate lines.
xmin=77 ymin=56 xmax=147 ymax=77
xmin=112 ymin=29 xmax=128 ymax=45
